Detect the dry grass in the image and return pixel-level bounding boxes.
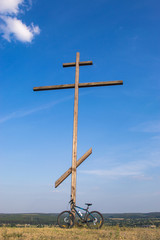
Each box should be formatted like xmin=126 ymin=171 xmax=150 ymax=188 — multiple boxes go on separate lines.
xmin=0 ymin=226 xmax=160 ymax=240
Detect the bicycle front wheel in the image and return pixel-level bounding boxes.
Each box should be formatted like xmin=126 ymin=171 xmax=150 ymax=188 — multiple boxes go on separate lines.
xmin=86 ymin=211 xmax=104 ymax=229
xmin=57 ymin=211 xmax=74 ymax=228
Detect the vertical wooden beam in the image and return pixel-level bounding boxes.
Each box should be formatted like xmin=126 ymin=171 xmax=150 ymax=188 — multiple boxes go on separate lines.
xmin=71 ymin=52 xmax=80 ymax=212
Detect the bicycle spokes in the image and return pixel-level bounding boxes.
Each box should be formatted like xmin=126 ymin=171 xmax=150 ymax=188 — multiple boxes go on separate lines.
xmin=58 ymin=211 xmax=74 ymax=228
xmin=86 ymin=211 xmax=104 ymax=229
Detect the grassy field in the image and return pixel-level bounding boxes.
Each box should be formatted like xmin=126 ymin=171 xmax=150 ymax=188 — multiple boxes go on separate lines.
xmin=0 ymin=226 xmax=160 ymax=240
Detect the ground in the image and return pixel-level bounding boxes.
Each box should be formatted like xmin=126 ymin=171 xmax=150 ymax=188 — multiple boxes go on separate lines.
xmin=0 ymin=226 xmax=160 ymax=240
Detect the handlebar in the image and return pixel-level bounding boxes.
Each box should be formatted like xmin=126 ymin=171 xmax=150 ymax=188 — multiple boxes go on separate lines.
xmin=69 ymin=199 xmax=74 ymax=205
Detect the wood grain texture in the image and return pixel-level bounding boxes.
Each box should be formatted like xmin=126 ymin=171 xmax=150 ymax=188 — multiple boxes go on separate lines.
xmin=63 ymin=61 xmax=93 ymax=67
xmin=33 ymin=81 xmax=123 ymax=91
xmin=71 ymin=52 xmax=80 ymax=209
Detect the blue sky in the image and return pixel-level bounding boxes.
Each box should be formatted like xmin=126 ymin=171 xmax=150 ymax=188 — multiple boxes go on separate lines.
xmin=0 ymin=0 xmax=160 ymax=213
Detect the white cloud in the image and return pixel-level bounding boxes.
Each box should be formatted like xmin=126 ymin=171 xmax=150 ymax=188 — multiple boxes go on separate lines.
xmin=80 ymin=156 xmax=160 ymax=179
xmin=1 ymin=16 xmax=40 ymax=42
xmin=130 ymin=120 xmax=160 ymax=133
xmin=0 ymin=94 xmax=74 ymax=124
xmin=0 ymin=92 xmax=89 ymax=124
xmin=151 ymin=135 xmax=160 ymax=140
xmin=0 ymin=0 xmax=40 ymax=43
xmin=132 ymin=175 xmax=153 ymax=181
xmin=0 ymin=0 xmax=23 ymax=14
xmin=81 ymin=167 xmax=141 ymax=178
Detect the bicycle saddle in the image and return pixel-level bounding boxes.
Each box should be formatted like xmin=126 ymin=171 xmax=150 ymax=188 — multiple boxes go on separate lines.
xmin=85 ymin=203 xmax=92 ymax=206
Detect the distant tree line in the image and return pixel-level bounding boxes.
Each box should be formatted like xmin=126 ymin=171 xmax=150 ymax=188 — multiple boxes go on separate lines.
xmin=0 ymin=213 xmax=160 ymax=227
xmin=0 ymin=214 xmax=58 ymax=226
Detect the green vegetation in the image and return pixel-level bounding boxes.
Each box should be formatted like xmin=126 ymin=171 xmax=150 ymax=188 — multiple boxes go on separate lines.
xmin=0 ymin=214 xmax=58 ymax=227
xmin=0 ymin=213 xmax=160 ymax=228
xmin=103 ymin=212 xmax=160 ymax=228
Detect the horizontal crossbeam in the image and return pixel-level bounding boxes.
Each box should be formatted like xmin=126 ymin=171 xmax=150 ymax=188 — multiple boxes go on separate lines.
xmin=63 ymin=61 xmax=93 ymax=67
xmin=55 ymin=148 xmax=92 ymax=188
xmin=33 ymin=80 xmax=123 ymax=91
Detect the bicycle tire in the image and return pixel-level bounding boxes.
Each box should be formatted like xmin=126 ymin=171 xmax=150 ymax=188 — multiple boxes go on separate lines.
xmin=57 ymin=211 xmax=74 ymax=228
xmin=86 ymin=211 xmax=104 ymax=229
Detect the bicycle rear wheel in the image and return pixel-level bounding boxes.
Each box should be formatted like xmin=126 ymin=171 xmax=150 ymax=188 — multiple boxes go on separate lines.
xmin=86 ymin=211 xmax=104 ymax=229
xmin=57 ymin=211 xmax=74 ymax=228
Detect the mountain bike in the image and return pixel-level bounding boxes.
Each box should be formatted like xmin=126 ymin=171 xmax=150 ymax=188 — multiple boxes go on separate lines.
xmin=57 ymin=199 xmax=104 ymax=229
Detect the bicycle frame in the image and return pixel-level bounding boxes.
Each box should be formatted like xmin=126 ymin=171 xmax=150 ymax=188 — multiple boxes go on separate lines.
xmin=72 ymin=204 xmax=94 ymax=222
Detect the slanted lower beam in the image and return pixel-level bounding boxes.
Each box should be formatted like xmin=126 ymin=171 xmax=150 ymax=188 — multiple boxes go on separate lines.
xmin=55 ymin=148 xmax=92 ymax=188
xmin=33 ymin=80 xmax=123 ymax=91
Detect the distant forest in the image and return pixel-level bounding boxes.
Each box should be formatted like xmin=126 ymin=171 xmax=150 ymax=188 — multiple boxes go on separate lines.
xmin=0 ymin=212 xmax=160 ymax=227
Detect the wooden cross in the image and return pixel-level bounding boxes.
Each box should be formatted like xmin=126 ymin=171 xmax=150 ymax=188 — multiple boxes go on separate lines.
xmin=33 ymin=52 xmax=123 ymax=212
